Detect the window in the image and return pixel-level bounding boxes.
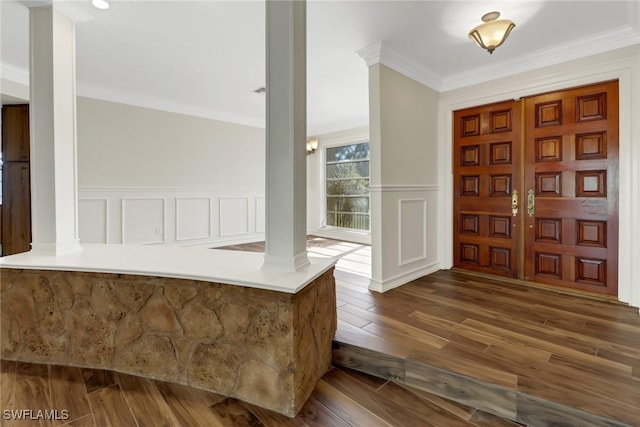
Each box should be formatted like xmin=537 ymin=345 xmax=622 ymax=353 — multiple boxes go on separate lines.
xmin=325 ymin=142 xmax=370 ymax=231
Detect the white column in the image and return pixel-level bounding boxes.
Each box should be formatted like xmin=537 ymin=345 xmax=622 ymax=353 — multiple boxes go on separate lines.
xmin=262 ymin=0 xmax=309 ymax=272
xmin=28 ymin=5 xmax=81 ymax=255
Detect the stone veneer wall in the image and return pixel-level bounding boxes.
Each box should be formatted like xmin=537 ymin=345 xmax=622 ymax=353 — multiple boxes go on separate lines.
xmin=0 ymin=267 xmax=337 ymax=417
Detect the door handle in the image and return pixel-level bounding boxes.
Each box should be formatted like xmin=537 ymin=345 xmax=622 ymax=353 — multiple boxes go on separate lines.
xmin=511 ymin=190 xmax=519 ymax=216
xmin=527 ymin=189 xmax=535 ymax=217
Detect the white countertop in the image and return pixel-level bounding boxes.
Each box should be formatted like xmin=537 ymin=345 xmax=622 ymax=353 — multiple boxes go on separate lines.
xmin=0 ymin=244 xmax=337 ymax=294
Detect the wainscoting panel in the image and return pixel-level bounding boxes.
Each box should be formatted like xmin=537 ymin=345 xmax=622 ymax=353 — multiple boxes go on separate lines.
xmin=369 ymin=185 xmax=439 ymax=292
xmin=176 ymin=197 xmax=211 ymax=241
xmin=399 ymin=199 xmax=427 ymax=266
xmin=256 ymin=197 xmax=266 ymax=233
xmin=219 ymin=197 xmax=249 ymax=237
xmin=121 ymin=198 xmax=166 ymax=245
xmin=78 ymin=199 xmax=108 ymax=244
xmin=78 ymin=188 xmax=264 ymax=247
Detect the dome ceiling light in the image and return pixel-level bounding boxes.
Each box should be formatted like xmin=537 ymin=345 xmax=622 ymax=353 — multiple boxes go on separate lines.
xmin=468 ymin=11 xmax=515 ymax=54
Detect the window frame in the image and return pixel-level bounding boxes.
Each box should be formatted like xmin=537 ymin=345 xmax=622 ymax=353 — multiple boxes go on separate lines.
xmin=319 ymin=136 xmax=371 ymax=237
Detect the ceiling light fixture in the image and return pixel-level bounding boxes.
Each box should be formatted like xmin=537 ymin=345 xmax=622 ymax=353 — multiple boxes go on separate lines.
xmin=468 ymin=11 xmax=515 ymax=54
xmin=92 ymin=0 xmax=110 ymax=10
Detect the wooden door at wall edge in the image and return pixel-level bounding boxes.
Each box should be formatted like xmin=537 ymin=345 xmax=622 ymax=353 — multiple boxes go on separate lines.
xmin=453 ymin=80 xmax=618 ymax=296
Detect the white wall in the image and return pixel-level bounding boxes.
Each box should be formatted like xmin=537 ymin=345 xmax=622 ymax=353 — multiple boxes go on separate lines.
xmin=369 ymin=64 xmax=440 ymax=292
xmin=438 ymin=45 xmax=640 ymax=310
xmin=76 ymin=97 xmax=266 ymax=247
xmin=77 ymin=97 xmax=265 ymax=189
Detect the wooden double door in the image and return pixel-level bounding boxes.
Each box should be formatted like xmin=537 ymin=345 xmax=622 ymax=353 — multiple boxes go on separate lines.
xmin=453 ymin=81 xmax=619 ymax=295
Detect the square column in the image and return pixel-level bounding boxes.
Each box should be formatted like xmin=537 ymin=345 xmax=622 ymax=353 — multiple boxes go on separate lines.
xmin=28 ymin=5 xmax=81 ymax=255
xmin=263 ymin=0 xmax=309 ymax=272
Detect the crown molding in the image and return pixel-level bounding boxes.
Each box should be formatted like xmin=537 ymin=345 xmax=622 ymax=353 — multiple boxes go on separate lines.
xmin=1 ymin=62 xmax=29 ymax=85
xmin=18 ymin=0 xmax=94 ymax=22
xmin=0 ymin=61 xmax=266 ymax=129
xmin=77 ymin=82 xmax=266 ymax=129
xmin=358 ymin=24 xmax=640 ymax=94
xmin=18 ymin=0 xmax=52 ymax=6
xmin=357 ymin=42 xmax=441 ymax=90
xmin=356 ymin=43 xmax=382 ymax=67
xmin=54 ymin=1 xmax=94 ymax=22
xmin=379 ymin=46 xmax=442 ymax=91
xmin=441 ymin=25 xmax=640 ymax=92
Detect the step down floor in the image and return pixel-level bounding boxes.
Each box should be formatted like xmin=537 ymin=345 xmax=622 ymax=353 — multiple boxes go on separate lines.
xmin=332 ymin=270 xmax=640 ymax=427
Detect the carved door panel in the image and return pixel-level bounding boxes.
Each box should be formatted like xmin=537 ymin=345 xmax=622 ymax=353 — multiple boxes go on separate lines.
xmin=523 ymin=81 xmax=619 ymax=295
xmin=453 ymin=100 xmax=522 ymax=278
xmin=453 ymin=81 xmax=619 ymax=295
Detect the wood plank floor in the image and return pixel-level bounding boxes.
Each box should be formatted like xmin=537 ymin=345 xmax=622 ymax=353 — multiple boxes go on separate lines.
xmin=332 ymin=269 xmax=640 ymax=426
xmin=218 ymin=237 xmax=640 ymax=426
xmin=0 ymin=361 xmax=516 ymax=426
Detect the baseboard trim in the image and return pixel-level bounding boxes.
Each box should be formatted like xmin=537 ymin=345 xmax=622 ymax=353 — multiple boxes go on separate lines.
xmin=369 ymin=262 xmax=440 ymax=293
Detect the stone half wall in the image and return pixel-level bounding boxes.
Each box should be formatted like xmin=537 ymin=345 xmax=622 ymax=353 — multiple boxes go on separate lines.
xmin=0 ymin=267 xmax=337 ymax=417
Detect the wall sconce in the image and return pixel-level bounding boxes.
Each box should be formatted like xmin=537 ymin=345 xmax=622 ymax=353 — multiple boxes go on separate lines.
xmin=468 ymin=11 xmax=515 ymax=54
xmin=306 ymin=138 xmax=318 ymax=155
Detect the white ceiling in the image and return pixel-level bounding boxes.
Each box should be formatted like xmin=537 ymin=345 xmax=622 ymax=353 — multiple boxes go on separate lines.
xmin=1 ymin=0 xmax=639 ymax=135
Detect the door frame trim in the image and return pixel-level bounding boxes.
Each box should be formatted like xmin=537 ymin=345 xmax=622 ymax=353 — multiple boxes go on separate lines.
xmin=438 ymin=47 xmax=640 ymax=308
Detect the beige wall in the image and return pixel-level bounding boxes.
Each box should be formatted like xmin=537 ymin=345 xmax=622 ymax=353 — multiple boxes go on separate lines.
xmin=369 ymin=64 xmax=441 ymax=291
xmin=77 ymin=97 xmax=265 ymax=190
xmin=376 ymin=64 xmax=439 ymax=185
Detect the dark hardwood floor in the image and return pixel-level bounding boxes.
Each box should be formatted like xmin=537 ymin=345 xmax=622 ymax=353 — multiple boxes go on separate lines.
xmin=0 ymin=361 xmax=515 ymax=426
xmin=2 ymin=238 xmax=638 ymax=426
xmin=333 ymin=269 xmax=640 ymax=426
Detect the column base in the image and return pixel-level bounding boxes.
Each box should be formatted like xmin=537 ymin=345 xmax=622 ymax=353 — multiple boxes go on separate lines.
xmin=262 ymin=251 xmax=310 ymax=273
xmin=30 ymin=240 xmax=82 ymax=256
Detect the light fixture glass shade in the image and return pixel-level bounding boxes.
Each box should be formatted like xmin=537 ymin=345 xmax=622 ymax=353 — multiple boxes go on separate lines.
xmin=92 ymin=0 xmax=110 ymax=9
xmin=306 ymin=138 xmax=318 ymax=155
xmin=469 ymin=15 xmax=515 ymax=54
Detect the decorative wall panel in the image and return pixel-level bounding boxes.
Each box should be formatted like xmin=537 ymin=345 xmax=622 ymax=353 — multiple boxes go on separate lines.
xmin=176 ymin=198 xmax=211 ymax=241
xmin=79 ymin=188 xmax=265 ymax=247
xmin=78 ymin=199 xmax=108 ymax=244
xmin=122 ymin=198 xmax=165 ymax=244
xmin=255 ymin=197 xmax=266 ymax=233
xmin=219 ymin=197 xmax=249 ymax=236
xmin=399 ymin=199 xmax=427 ymax=266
